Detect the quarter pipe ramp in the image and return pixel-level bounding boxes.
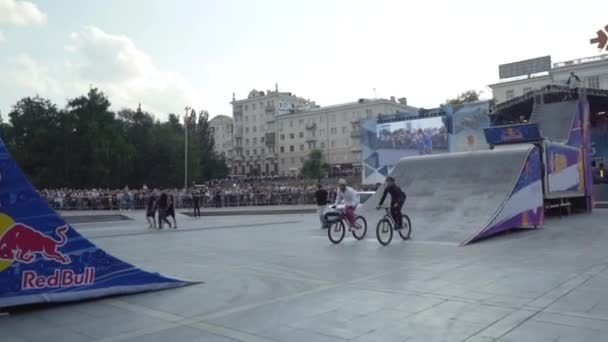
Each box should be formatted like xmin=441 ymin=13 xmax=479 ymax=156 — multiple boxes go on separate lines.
xmin=0 ymin=138 xmax=192 ymax=308
xmin=359 ymin=144 xmax=544 ymax=245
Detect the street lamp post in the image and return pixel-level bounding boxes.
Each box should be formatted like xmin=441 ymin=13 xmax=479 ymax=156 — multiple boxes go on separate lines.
xmin=184 ymin=106 xmax=191 ymax=191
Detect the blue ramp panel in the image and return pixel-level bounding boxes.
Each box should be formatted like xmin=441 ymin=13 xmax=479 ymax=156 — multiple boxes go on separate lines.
xmin=0 ymin=138 xmax=190 ymax=308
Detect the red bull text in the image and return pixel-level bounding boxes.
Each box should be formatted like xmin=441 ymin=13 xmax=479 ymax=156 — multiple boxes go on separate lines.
xmin=22 ymin=268 xmax=95 ymax=290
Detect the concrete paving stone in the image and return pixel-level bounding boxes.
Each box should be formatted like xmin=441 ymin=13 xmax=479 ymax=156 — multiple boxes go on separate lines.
xmin=15 ymin=326 xmax=91 ymax=342
xmin=287 ymin=309 xmax=383 ymax=339
xmin=259 ymin=326 xmax=349 ymax=342
xmin=68 ymin=311 xmax=173 ymax=339
xmin=121 ymin=326 xmax=237 ymax=342
xmin=497 ymin=319 xmax=605 ymax=342
xmin=534 ymin=311 xmax=608 ymax=331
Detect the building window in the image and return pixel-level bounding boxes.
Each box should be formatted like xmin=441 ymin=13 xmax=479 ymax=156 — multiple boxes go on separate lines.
xmin=291 ymin=157 xmax=295 ymax=165
xmin=290 ymin=145 xmax=295 ymax=152
xmin=261 ymin=136 xmax=265 ymax=143
xmin=253 ymin=149 xmax=257 ymax=155
xmin=506 ymin=90 xmax=514 ymax=100
xmin=246 ymin=127 xmax=249 ymax=133
xmin=330 ymin=128 xmax=337 ymax=134
xmin=321 ymin=142 xmax=326 ymax=148
xmin=588 ymin=76 xmax=600 ymax=89
xmin=280 ymin=146 xmax=285 ymax=153
xmin=253 ymin=138 xmax=257 ymax=144
xmin=299 ymin=132 xmax=304 ymax=138
xmin=261 ymin=148 xmax=265 ymax=154
xmin=299 ymin=119 xmax=304 ymax=127
xmin=245 ymin=138 xmax=249 ymax=145
xmin=246 ymin=150 xmax=250 ymax=156
xmin=281 ymin=158 xmax=285 ymax=165
xmin=280 ymin=134 xmax=285 ymax=141
xmin=290 ymin=133 xmax=295 ymax=139
xmin=342 ymin=127 xmax=347 ymax=134
xmin=331 ymin=140 xmax=335 ymax=147
xmin=245 ymin=105 xmax=248 ymax=111
xmin=253 ymin=126 xmax=257 ymax=132
xmin=300 ymin=144 xmax=304 ymax=151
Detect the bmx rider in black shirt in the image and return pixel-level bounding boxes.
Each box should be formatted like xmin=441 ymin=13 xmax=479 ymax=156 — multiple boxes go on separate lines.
xmin=377 ymin=176 xmax=407 ymax=230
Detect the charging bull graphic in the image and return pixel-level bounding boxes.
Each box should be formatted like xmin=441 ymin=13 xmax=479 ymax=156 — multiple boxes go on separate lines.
xmin=0 ymin=224 xmax=70 ymax=264
xmin=0 ymin=136 xmax=190 ymax=309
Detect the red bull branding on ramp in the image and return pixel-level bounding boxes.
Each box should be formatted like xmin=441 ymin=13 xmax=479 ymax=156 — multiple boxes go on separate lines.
xmin=0 ymin=138 xmax=191 ymax=308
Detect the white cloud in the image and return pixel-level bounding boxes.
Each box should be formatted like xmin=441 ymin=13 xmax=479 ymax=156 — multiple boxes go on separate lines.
xmin=0 ymin=30 xmax=5 ymax=42
xmin=8 ymin=54 xmax=62 ymax=96
xmin=0 ymin=0 xmax=47 ymax=25
xmin=68 ymin=26 xmax=201 ymax=115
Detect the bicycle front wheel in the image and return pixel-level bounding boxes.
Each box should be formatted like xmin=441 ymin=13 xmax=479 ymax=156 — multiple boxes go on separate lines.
xmin=352 ymin=216 xmax=367 ymax=240
xmin=398 ymin=215 xmax=412 ymax=240
xmin=376 ymin=218 xmax=393 ymax=246
xmin=328 ymin=220 xmax=345 ymax=244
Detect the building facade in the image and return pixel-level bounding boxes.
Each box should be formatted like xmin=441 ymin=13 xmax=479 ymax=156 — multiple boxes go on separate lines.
xmin=209 ymin=115 xmax=234 ymax=167
xmin=489 ymin=54 xmax=608 ymax=103
xmin=275 ymin=98 xmax=415 ymax=175
xmin=231 ymin=87 xmax=317 ymax=176
xmin=230 ymin=87 xmax=416 ymax=176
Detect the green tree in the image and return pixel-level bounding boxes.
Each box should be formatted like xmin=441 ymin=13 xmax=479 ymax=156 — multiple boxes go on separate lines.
xmin=445 ymin=90 xmax=480 ymax=106
xmin=301 ymin=149 xmax=329 ymax=179
xmin=193 ymin=109 xmax=229 ymax=182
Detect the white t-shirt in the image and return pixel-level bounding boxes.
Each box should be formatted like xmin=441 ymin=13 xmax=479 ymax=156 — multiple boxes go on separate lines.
xmin=335 ymin=186 xmax=358 ymax=207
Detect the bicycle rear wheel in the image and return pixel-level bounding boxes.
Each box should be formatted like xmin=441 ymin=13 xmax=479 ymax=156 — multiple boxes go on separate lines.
xmin=376 ymin=218 xmax=393 ymax=246
xmin=328 ymin=220 xmax=345 ymax=244
xmin=398 ymin=214 xmax=412 ymax=240
xmin=352 ymin=216 xmax=367 ymax=240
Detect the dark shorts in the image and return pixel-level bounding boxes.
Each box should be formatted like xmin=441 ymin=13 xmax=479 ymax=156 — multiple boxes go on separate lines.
xmin=167 ymin=208 xmax=175 ymax=217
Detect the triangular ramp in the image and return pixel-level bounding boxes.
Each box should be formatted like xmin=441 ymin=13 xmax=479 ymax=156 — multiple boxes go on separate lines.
xmin=358 ymin=144 xmax=544 ymax=245
xmin=0 ymin=138 xmax=192 ymax=308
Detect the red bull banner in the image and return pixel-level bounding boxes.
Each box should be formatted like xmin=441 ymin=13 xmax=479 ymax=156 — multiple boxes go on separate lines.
xmin=0 ymin=138 xmax=190 ymax=308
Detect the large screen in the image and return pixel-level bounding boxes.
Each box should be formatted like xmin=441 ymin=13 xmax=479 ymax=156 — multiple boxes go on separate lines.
xmin=376 ymin=117 xmax=448 ymax=168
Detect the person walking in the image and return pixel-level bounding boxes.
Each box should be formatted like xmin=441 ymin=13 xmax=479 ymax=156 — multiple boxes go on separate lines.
xmin=145 ymin=194 xmax=157 ymax=229
xmin=157 ymin=193 xmax=172 ymax=229
xmin=315 ymin=184 xmax=329 ymax=229
xmin=167 ymin=194 xmax=177 ymax=228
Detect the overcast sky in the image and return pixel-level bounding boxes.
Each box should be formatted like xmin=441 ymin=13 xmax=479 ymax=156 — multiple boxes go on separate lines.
xmin=0 ymin=0 xmax=606 ymax=119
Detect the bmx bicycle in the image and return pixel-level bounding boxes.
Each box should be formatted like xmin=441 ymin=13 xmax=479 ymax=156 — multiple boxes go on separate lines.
xmin=376 ymin=207 xmax=412 ymax=246
xmin=325 ymin=205 xmax=368 ymax=244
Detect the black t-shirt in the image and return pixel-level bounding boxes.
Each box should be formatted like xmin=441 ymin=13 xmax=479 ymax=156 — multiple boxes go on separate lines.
xmin=315 ymin=189 xmax=328 ymax=205
xmin=379 ymin=184 xmax=406 ymax=205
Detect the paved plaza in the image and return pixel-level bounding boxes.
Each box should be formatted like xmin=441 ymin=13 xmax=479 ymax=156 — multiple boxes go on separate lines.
xmin=3 ymin=209 xmax=608 ymax=341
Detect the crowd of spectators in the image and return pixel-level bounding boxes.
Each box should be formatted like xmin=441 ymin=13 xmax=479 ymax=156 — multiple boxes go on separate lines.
xmin=41 ymin=176 xmax=373 ymax=211
xmin=378 ymin=127 xmax=448 ymax=152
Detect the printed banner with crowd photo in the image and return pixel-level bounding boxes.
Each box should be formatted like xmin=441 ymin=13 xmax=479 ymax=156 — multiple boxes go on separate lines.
xmin=449 ymin=101 xmax=491 ymax=152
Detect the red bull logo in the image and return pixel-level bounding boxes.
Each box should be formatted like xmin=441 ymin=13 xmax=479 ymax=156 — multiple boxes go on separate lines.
xmin=0 ymin=214 xmax=96 ymax=290
xmin=0 ymin=224 xmax=71 ymax=264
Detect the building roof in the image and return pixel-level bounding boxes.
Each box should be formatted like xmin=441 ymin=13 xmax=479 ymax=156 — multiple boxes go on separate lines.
xmin=275 ymin=98 xmax=416 ymax=119
xmin=209 ymin=115 xmax=233 ymax=123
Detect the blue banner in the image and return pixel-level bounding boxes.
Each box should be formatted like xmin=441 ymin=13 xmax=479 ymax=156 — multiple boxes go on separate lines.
xmin=0 ymin=138 xmax=191 ymax=308
xmin=484 ymin=123 xmax=542 ymax=146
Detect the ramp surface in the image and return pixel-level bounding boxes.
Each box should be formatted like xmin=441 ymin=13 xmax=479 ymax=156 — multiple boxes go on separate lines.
xmin=530 ymin=101 xmax=578 ymax=143
xmin=0 ymin=139 xmax=191 ymax=308
xmin=358 ymin=144 xmax=543 ymax=245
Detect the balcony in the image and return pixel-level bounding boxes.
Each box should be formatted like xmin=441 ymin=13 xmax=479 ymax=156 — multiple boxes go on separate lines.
xmin=351 ymin=146 xmax=362 ymax=152
xmin=266 ymin=115 xmax=275 ymax=123
xmin=305 ymin=136 xmax=317 ymax=143
xmin=265 ymin=105 xmax=275 ymax=113
xmin=305 ymin=122 xmax=316 ymax=130
xmin=350 ymin=130 xmax=361 ymax=138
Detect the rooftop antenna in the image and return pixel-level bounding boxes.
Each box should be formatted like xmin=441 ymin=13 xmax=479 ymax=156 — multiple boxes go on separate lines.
xmin=373 ymin=88 xmax=377 ymax=99
xmin=275 ymin=83 xmax=278 ymax=92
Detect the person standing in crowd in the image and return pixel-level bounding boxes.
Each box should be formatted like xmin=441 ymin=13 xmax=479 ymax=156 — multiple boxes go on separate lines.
xmin=567 ymin=71 xmax=581 ymax=99
xmin=145 ymin=194 xmax=157 ymax=229
xmin=157 ymin=193 xmax=172 ymax=229
xmin=315 ymin=184 xmax=329 ymax=229
xmin=167 ymin=195 xmax=177 ymax=228
xmin=192 ymin=190 xmax=201 ymax=217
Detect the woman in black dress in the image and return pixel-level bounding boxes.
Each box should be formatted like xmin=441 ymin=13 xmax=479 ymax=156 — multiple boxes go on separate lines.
xmin=167 ymin=195 xmax=177 ymax=228
xmin=157 ymin=193 xmax=171 ymax=229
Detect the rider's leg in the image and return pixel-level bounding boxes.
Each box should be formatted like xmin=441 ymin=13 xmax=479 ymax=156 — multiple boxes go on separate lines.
xmin=345 ymin=206 xmax=357 ymax=228
xmin=391 ymin=201 xmax=403 ymax=229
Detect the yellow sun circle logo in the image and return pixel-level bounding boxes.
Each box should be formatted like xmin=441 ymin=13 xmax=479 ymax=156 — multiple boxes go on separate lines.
xmin=0 ymin=213 xmax=16 ymax=272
